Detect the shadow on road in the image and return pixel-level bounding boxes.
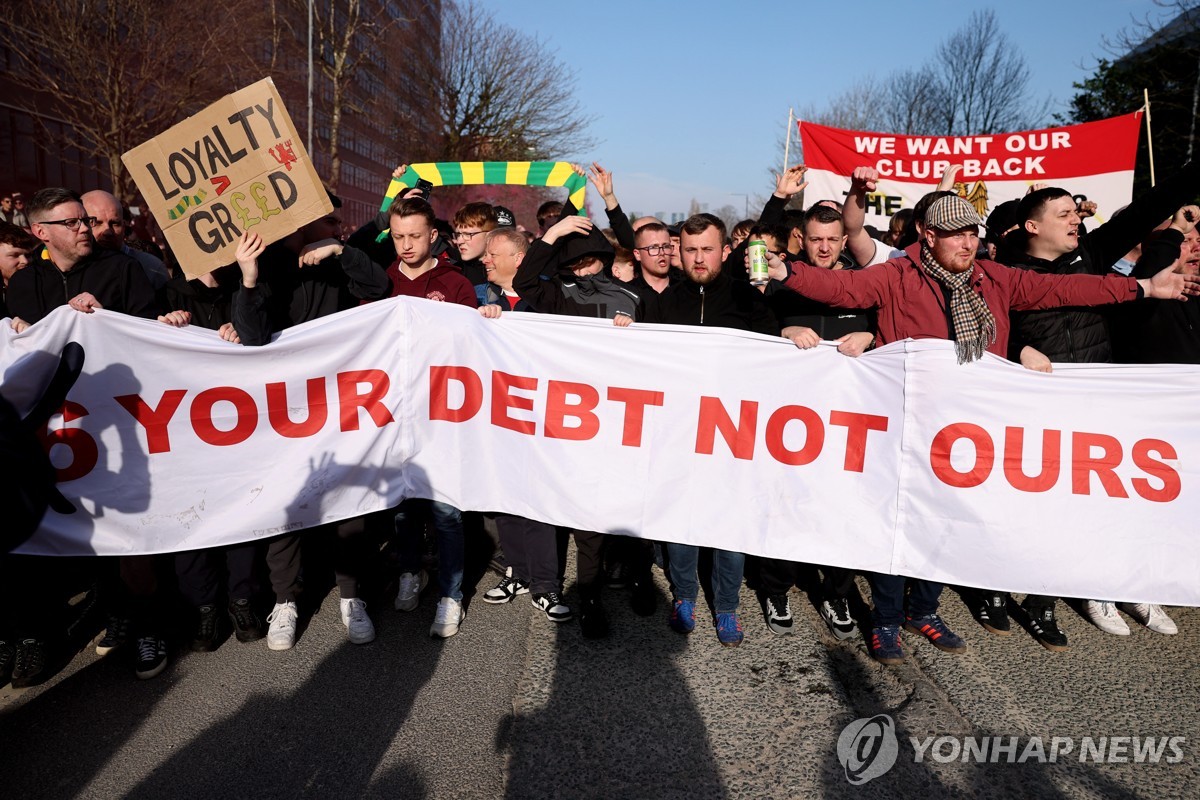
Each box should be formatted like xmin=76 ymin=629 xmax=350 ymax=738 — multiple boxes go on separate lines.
xmin=500 ymin=531 xmax=727 ymax=799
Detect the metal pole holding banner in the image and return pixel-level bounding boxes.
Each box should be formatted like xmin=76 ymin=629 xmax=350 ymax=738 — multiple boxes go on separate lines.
xmin=782 ymin=107 xmax=794 ymax=172
xmin=1144 ymin=88 xmax=1156 ymax=187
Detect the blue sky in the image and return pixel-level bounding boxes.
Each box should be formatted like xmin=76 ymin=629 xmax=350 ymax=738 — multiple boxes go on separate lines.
xmin=476 ymin=0 xmax=1164 ymax=218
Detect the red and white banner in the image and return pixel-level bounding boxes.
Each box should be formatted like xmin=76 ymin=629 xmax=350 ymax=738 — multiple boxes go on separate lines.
xmin=799 ymin=113 xmax=1142 ymax=233
xmin=2 ymin=299 xmax=1198 ymax=605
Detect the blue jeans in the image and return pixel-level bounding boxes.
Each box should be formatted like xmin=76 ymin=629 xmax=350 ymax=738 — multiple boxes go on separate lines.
xmin=867 ymin=574 xmax=942 ymax=627
xmin=395 ymin=499 xmax=465 ymax=602
xmin=666 ymin=543 xmax=745 ymax=614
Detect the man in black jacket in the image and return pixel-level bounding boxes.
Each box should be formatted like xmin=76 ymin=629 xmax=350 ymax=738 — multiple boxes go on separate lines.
xmin=1114 ymin=208 xmax=1200 ymax=364
xmin=990 ymin=166 xmax=1200 ymax=648
xmin=510 ymin=210 xmax=641 ymax=638
xmin=241 ymin=199 xmax=390 ymax=337
xmin=231 ymin=198 xmax=391 ymax=652
xmin=758 ymin=208 xmax=875 ymax=642
xmin=643 ymin=214 xmax=779 ymax=647
xmin=6 ymin=187 xmax=175 ymax=680
xmin=6 ymin=188 xmax=159 ymax=327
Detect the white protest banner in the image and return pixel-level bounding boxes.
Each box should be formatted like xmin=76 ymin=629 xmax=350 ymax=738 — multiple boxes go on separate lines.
xmin=2 ymin=300 xmax=1197 ymax=605
xmin=799 ymin=114 xmax=1142 ymax=232
xmin=122 ymin=78 xmax=332 ymax=279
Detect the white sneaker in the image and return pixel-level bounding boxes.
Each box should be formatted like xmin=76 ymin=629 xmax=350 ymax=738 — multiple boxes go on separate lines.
xmin=340 ymin=597 xmax=376 ymax=644
xmin=1122 ymin=603 xmax=1178 ymax=635
xmin=395 ymin=571 xmax=428 ymax=612
xmin=430 ymin=597 xmax=464 ymax=639
xmin=266 ymin=600 xmax=298 ymax=651
xmin=1083 ymin=600 xmax=1130 ymax=635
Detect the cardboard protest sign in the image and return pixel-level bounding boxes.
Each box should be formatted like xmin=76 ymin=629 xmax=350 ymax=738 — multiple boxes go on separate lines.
xmin=378 ymin=162 xmax=587 ymax=213
xmin=799 ymin=113 xmax=1142 ymax=232
xmin=123 ymin=78 xmax=331 ymax=278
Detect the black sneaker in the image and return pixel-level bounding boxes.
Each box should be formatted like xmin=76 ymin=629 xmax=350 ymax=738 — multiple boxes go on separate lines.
xmin=228 ymin=599 xmax=265 ymax=643
xmin=819 ymin=597 xmax=859 ymax=641
xmin=483 ymin=571 xmax=530 ymax=604
xmin=1025 ymin=604 xmax=1069 ymax=652
xmin=96 ymin=615 xmax=131 ymax=656
xmin=630 ymin=574 xmax=657 ymax=617
xmin=531 ymin=592 xmax=573 ymax=622
xmin=191 ymin=605 xmax=222 ymax=652
xmin=66 ymin=586 xmax=101 ymax=640
xmin=764 ymin=594 xmax=793 ymax=635
xmin=134 ymin=636 xmax=168 ymax=680
xmin=578 ymin=595 xmax=610 ymax=639
xmin=0 ymin=640 xmax=15 ymax=687
xmin=605 ymin=562 xmax=628 ymax=589
xmin=11 ymin=639 xmax=48 ymax=688
xmin=974 ymin=592 xmax=1011 ymax=635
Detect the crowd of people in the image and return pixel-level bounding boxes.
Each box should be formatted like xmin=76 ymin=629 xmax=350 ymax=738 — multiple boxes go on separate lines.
xmin=1 ymin=154 xmax=1198 ymax=689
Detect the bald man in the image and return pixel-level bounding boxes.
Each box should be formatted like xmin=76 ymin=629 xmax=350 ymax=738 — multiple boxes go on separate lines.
xmin=81 ymin=190 xmax=169 ymax=289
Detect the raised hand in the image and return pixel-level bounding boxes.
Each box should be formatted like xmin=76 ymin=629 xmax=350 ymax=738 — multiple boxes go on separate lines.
xmin=851 ymin=166 xmax=879 ymax=193
xmin=587 ymin=162 xmax=617 ymax=205
xmin=235 ymin=230 xmax=265 ymax=287
xmin=774 ymin=165 xmax=809 ymax=198
xmin=1170 ymin=205 xmax=1200 ymax=235
xmin=936 ymin=163 xmax=963 ymax=192
xmin=543 ymin=215 xmax=594 ymax=245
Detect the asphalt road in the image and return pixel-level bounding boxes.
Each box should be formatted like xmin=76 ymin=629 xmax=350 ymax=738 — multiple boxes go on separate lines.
xmin=2 ymin=560 xmax=1197 ymax=799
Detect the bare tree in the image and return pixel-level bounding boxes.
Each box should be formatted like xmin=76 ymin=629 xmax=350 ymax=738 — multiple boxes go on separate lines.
xmin=796 ymin=78 xmax=890 ymax=132
xmin=709 ymin=204 xmax=743 ymax=233
xmin=879 ymin=66 xmax=948 ymax=135
xmin=793 ymin=10 xmax=1049 ymax=145
xmin=0 ymin=0 xmax=258 ymax=201
xmin=419 ymin=0 xmax=595 ymax=162
xmin=280 ymin=0 xmax=410 ymax=192
xmin=1068 ymin=1 xmax=1199 ymax=191
xmin=929 ymin=10 xmax=1049 ymax=135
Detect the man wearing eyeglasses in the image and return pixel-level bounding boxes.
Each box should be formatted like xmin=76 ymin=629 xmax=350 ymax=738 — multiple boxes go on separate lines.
xmin=450 ymin=202 xmax=497 ymax=286
xmin=631 ymin=222 xmax=677 ymax=296
xmin=4 ymin=187 xmax=169 ymax=679
xmin=6 ymin=187 xmax=159 ymax=329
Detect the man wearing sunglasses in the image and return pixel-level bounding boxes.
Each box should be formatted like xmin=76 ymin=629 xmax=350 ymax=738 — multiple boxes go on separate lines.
xmin=6 ymin=187 xmax=159 ymax=329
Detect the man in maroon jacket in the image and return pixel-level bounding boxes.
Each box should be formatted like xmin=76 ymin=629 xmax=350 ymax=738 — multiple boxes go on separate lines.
xmin=768 ymin=194 xmax=1199 ymax=665
xmin=386 ymin=197 xmax=478 ymax=306
xmin=385 ymin=196 xmax=476 ymax=639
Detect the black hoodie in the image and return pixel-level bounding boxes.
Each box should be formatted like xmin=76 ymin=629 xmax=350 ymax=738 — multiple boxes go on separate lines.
xmin=513 ymin=220 xmax=643 ymax=320
xmin=6 ymin=247 xmax=159 ymax=323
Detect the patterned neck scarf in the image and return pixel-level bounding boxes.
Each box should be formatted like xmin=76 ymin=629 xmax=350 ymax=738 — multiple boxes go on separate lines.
xmin=919 ymin=243 xmax=996 ymax=364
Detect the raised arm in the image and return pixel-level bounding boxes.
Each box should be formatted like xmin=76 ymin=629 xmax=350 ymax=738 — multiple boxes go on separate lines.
xmin=768 ymin=251 xmax=888 ymax=309
xmin=844 ymin=167 xmax=881 ymax=267
xmin=587 ymin=162 xmax=636 ymax=249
